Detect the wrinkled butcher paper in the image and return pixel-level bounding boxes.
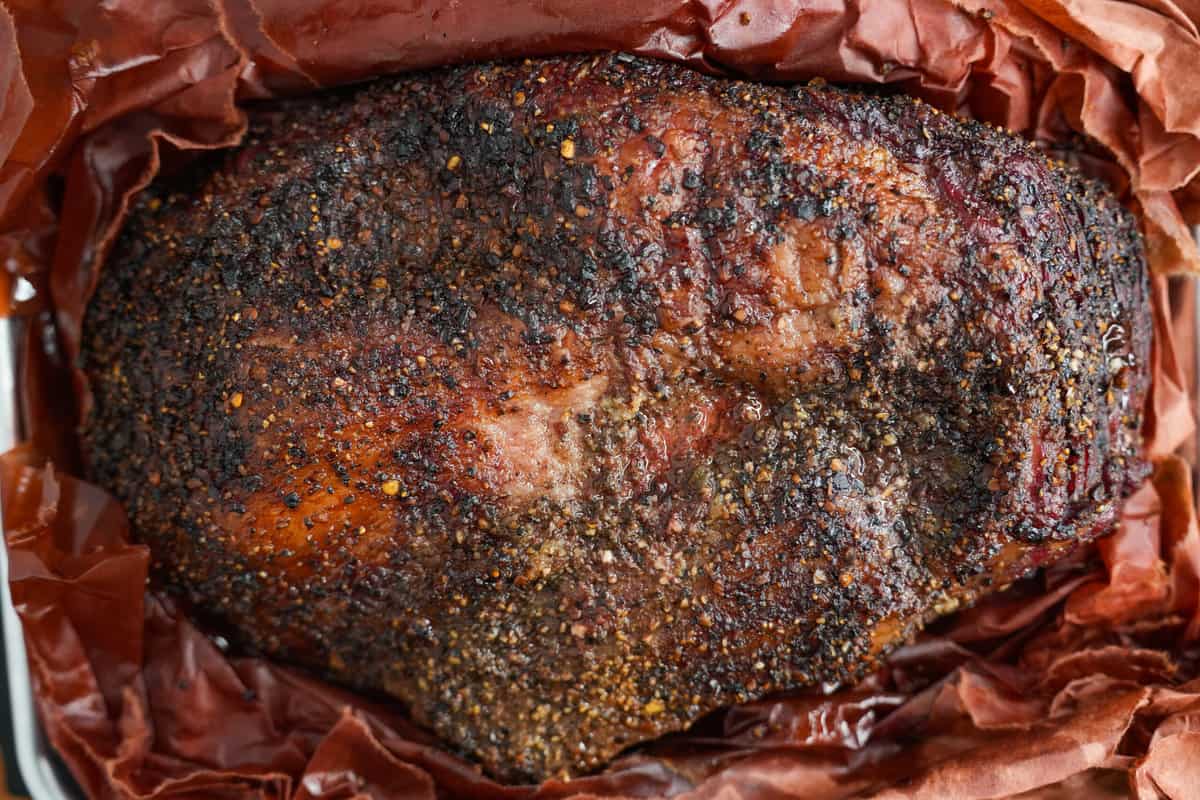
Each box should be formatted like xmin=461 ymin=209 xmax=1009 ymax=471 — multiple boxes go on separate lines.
xmin=3 ymin=1 xmax=1200 ymax=798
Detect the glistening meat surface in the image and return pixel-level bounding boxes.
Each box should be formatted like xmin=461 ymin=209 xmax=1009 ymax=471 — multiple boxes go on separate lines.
xmin=81 ymin=54 xmax=1151 ymax=782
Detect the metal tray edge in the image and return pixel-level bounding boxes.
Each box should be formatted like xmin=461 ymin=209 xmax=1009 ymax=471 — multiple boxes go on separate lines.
xmin=1 ymin=317 xmax=80 ymax=799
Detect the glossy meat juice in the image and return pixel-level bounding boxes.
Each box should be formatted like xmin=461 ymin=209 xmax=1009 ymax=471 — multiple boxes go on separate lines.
xmin=82 ymin=54 xmax=1151 ymax=781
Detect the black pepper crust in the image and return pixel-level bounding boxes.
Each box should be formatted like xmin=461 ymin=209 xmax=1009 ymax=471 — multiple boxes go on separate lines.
xmin=81 ymin=54 xmax=1151 ymax=782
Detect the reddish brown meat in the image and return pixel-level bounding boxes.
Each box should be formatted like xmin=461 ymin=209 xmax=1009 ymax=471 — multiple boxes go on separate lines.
xmin=81 ymin=54 xmax=1151 ymax=782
